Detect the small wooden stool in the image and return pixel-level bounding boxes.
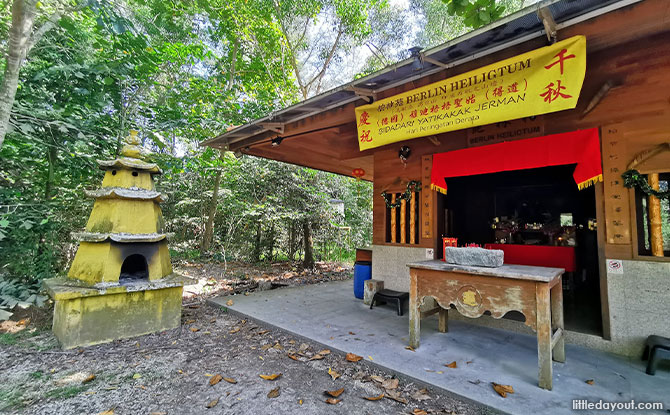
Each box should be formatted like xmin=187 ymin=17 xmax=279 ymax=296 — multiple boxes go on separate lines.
xmin=370 ymin=289 xmax=409 ymax=316
xmin=642 ymin=335 xmax=670 ymax=375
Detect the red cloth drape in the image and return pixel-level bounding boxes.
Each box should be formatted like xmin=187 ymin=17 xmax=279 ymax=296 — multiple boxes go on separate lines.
xmin=484 ymin=244 xmax=576 ymax=272
xmin=430 ymin=128 xmax=602 ymax=194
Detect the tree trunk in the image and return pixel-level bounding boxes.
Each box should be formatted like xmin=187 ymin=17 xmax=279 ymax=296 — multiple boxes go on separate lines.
xmin=253 ymin=221 xmax=262 ymax=262
xmin=200 ymin=168 xmax=222 ymax=255
xmin=302 ymin=220 xmax=314 ymax=269
xmin=44 ymin=145 xmax=56 ymax=200
xmin=288 ymin=221 xmax=296 ymax=261
xmin=266 ymin=223 xmax=275 ymax=261
xmin=0 ymin=0 xmax=36 ymax=150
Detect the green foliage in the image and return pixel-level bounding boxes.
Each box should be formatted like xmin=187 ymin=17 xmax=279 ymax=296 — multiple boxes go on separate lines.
xmin=45 ymin=385 xmax=87 ymax=400
xmin=0 ymin=333 xmax=18 ymax=345
xmin=1 ymin=0 xmax=522 ymax=294
xmin=29 ymin=371 xmax=45 ymax=380
xmin=158 ymin=152 xmax=372 ymax=263
xmin=442 ymin=0 xmax=524 ymax=29
xmin=0 ymin=277 xmax=48 ymax=315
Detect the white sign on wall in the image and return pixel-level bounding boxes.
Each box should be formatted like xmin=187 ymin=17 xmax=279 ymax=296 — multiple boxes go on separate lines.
xmin=606 ymin=259 xmax=624 ymax=274
xmin=426 ymin=248 xmax=434 ymax=259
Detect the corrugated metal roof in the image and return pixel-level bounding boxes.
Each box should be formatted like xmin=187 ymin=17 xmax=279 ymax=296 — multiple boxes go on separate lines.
xmin=202 ymin=0 xmax=641 ymax=148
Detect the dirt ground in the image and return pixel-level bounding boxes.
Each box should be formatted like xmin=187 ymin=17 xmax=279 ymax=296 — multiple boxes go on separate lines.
xmin=0 ymin=261 xmax=493 ymax=415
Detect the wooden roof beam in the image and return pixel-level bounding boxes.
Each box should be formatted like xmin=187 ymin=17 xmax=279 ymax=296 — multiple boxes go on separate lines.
xmin=259 ymin=122 xmax=284 ymax=134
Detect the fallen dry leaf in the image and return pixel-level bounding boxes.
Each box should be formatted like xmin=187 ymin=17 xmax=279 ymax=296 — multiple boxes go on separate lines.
xmin=328 ymin=367 xmax=341 ymax=380
xmin=413 ymin=409 xmax=428 ymax=415
xmin=412 ymin=389 xmax=431 ymax=401
xmin=82 ymin=374 xmax=96 ymax=384
xmin=229 ymin=327 xmax=240 ymax=334
xmin=491 ymin=383 xmax=515 ymax=398
xmin=325 ymin=388 xmax=344 ymax=398
xmin=346 ymin=353 xmax=362 ymax=362
xmin=17 ymin=318 xmax=29 ymax=326
xmin=185 ymin=319 xmax=196 ymax=324
xmin=370 ymin=375 xmax=385 ymax=383
xmin=363 ymin=393 xmax=384 ymax=401
xmin=318 ymin=349 xmax=331 ymax=355
xmin=206 ymin=397 xmax=219 ymax=408
xmin=98 ymin=411 xmax=114 ymax=415
xmin=405 ymin=346 xmax=415 ymax=352
xmin=267 ymin=386 xmax=281 ymax=398
xmin=209 ymin=374 xmax=222 ymax=386
xmin=298 ymin=399 xmax=303 ymax=405
xmin=309 ymin=354 xmax=325 ymax=361
xmin=466 ymin=361 xmax=473 ymax=364
xmin=226 ymin=299 xmax=234 ymax=306
xmin=149 ymin=412 xmax=167 ymax=415
xmin=445 ymin=361 xmax=457 ymax=369
xmin=325 ymin=398 xmax=341 ymax=405
xmin=586 ymin=379 xmax=594 ymax=385
xmin=287 ymin=354 xmax=301 ymax=361
xmin=258 ymin=330 xmax=270 ymax=335
xmin=259 ymin=373 xmax=282 ymax=381
xmin=190 ymin=327 xmax=199 ymax=332
xmin=385 ymin=390 xmax=408 ymax=404
xmin=0 ymin=320 xmax=27 ymax=334
xmin=223 ymin=377 xmax=237 ymax=384
xmin=382 ymin=378 xmax=399 ymax=390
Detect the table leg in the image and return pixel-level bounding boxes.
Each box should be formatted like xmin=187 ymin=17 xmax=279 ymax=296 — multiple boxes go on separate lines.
xmin=438 ymin=307 xmax=448 ymax=333
xmin=536 ymin=283 xmax=553 ymax=390
xmin=409 ymin=270 xmax=420 ymax=349
xmin=551 ymin=278 xmax=566 ymax=363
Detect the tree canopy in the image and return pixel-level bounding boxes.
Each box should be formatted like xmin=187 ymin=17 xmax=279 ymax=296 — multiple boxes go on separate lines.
xmin=0 ymin=0 xmax=526 ymax=312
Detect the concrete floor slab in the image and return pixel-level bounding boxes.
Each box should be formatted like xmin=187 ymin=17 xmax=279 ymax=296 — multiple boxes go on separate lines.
xmin=209 ymin=281 xmax=670 ymax=414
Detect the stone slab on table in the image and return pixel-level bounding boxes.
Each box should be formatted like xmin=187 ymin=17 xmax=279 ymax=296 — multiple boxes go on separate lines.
xmin=443 ymin=246 xmax=504 ymax=268
xmin=406 ymin=259 xmax=564 ymax=282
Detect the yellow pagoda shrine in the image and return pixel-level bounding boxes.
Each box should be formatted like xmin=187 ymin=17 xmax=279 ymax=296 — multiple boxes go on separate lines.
xmin=44 ymin=131 xmax=183 ymax=349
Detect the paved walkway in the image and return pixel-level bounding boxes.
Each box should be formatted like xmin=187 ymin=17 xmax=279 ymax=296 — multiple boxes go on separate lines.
xmin=209 ymin=280 xmax=669 ymax=414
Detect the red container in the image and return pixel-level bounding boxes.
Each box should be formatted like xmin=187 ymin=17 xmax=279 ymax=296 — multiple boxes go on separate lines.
xmin=441 ymin=237 xmax=458 ymax=261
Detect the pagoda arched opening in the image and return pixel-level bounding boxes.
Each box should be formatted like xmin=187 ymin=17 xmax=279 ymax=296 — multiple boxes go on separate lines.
xmin=119 ymin=254 xmax=149 ymax=284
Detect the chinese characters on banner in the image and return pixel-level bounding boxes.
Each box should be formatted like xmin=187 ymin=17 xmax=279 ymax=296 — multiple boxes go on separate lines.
xmin=355 ymin=35 xmax=586 ymax=151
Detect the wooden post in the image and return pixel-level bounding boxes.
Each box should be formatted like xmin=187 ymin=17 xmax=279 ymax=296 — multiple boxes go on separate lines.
xmin=438 ymin=307 xmax=448 ymax=333
xmin=550 ymin=278 xmax=565 ymax=363
xmin=409 ymin=269 xmax=420 ymax=349
xmin=410 ymin=192 xmax=416 ymax=244
xmin=400 ymin=198 xmax=407 ymax=244
xmin=648 ymin=173 xmax=664 ymax=257
xmin=391 ymin=194 xmax=397 ymax=243
xmin=536 ymin=283 xmax=553 ymax=390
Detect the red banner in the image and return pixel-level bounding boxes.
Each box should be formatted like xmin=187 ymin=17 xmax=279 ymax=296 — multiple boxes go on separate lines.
xmin=430 ymin=128 xmax=602 ymax=194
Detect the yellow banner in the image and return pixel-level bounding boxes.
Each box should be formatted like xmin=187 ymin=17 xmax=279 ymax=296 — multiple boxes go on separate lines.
xmin=356 ymin=35 xmax=586 ymax=150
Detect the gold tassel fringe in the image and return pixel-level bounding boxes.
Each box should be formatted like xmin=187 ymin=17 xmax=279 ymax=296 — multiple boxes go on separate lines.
xmin=431 ymin=183 xmax=447 ymax=194
xmin=577 ymin=174 xmax=603 ymax=190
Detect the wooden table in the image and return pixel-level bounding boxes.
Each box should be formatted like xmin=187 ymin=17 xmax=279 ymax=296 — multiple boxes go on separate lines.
xmin=406 ymin=260 xmax=565 ymax=390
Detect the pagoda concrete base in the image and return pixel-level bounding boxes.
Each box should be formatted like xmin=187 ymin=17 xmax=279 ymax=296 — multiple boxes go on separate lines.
xmin=44 ymin=275 xmax=183 ymax=349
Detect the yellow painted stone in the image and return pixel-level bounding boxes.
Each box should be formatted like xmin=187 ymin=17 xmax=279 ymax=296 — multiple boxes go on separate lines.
xmin=68 ymin=240 xmax=172 ymax=284
xmin=101 ymin=168 xmax=154 ymax=190
xmin=86 ymin=199 xmax=164 ymax=234
xmin=49 ymin=283 xmax=182 ymax=349
xmin=67 ymin=242 xmax=120 ymax=284
xmin=53 ymin=130 xmax=181 ymax=349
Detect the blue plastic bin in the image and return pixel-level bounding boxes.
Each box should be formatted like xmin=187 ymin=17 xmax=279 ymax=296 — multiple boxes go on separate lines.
xmin=353 ymin=260 xmax=372 ymax=299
